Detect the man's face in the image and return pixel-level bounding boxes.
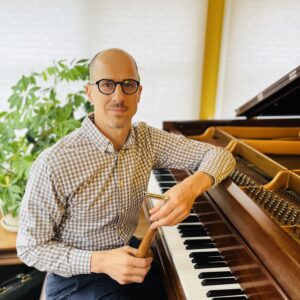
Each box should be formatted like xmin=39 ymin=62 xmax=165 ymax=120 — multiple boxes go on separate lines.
xmin=86 ymin=51 xmax=142 ymax=132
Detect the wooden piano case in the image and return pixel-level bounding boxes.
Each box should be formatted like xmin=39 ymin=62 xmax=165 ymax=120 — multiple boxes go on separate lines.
xmin=147 ymin=67 xmax=300 ymax=299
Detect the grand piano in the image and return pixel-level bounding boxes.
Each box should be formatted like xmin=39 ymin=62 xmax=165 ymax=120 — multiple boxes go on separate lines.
xmin=146 ymin=66 xmax=300 ymax=300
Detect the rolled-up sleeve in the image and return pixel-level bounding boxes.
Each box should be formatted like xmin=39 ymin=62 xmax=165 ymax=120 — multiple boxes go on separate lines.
xmin=16 ymin=154 xmax=92 ymax=277
xmin=150 ymin=126 xmax=235 ymax=186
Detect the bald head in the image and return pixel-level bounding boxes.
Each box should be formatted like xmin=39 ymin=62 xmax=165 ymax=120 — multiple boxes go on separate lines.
xmin=89 ymin=48 xmax=140 ymax=82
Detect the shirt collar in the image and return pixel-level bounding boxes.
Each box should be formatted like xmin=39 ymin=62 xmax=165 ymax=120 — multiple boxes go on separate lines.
xmin=82 ymin=113 xmax=135 ymax=153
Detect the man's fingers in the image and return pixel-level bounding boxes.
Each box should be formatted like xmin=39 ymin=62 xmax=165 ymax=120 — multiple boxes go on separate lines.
xmin=149 ymin=201 xmax=173 ymax=222
xmin=119 ymin=272 xmax=149 ymax=284
xmin=124 ymin=246 xmax=137 ymax=256
xmin=133 ymin=257 xmax=153 ymax=268
xmin=150 ymin=209 xmax=179 ymax=229
xmin=123 ymin=246 xmax=153 ymax=267
xmin=149 ymin=199 xmax=167 ymax=214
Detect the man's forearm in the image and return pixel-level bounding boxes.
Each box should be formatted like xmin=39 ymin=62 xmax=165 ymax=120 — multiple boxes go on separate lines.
xmin=181 ymin=171 xmax=214 ymax=199
xmin=17 ymin=242 xmax=92 ymax=277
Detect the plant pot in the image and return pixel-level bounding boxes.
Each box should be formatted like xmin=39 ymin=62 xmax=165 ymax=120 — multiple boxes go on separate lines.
xmin=1 ymin=214 xmax=19 ymax=232
xmin=0 ymin=205 xmax=19 ymax=232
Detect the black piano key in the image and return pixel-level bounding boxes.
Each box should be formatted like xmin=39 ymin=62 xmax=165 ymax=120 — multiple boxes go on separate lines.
xmin=180 ymin=231 xmax=208 ymax=238
xmin=186 ymin=243 xmax=216 ymax=250
xmin=154 ymin=175 xmax=174 ymax=181
xmin=177 ymin=222 xmax=204 ymax=229
xmin=206 ymin=289 xmax=245 ymax=297
xmin=184 ymin=239 xmax=212 ymax=245
xmin=152 ymin=168 xmax=170 ymax=174
xmin=179 ymin=228 xmax=207 ymax=233
xmin=211 ymin=297 xmax=247 ymax=300
xmin=179 ymin=228 xmax=207 ymax=234
xmin=158 ymin=182 xmax=176 ymax=188
xmin=194 ymin=262 xmax=227 ymax=269
xmin=161 ymin=188 xmax=169 ymax=193
xmin=192 ymin=256 xmax=224 ymax=263
xmin=178 ymin=224 xmax=204 ymax=229
xmin=181 ymin=215 xmax=199 ymax=223
xmin=184 ymin=239 xmax=216 ymax=249
xmin=179 ymin=227 xmax=206 ymax=232
xmin=190 ymin=251 xmax=220 ymax=258
xmin=180 ymin=228 xmax=208 ymax=237
xmin=201 ymin=277 xmax=238 ymax=286
xmin=198 ymin=271 xmax=233 ymax=279
xmin=183 ymin=239 xmax=216 ymax=250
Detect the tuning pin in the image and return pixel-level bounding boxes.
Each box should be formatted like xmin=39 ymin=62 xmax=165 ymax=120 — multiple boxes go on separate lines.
xmin=242 ymin=174 xmax=248 ymax=185
xmin=237 ymin=173 xmax=244 ymax=185
xmin=247 ymin=185 xmax=255 ymax=196
xmin=254 ymin=186 xmax=263 ymax=200
xmin=277 ymin=202 xmax=289 ymax=222
xmin=290 ymin=209 xmax=299 ymax=225
xmin=272 ymin=199 xmax=284 ymax=216
xmin=263 ymin=197 xmax=271 ymax=208
xmin=259 ymin=190 xmax=267 ymax=204
xmin=267 ymin=199 xmax=276 ymax=211
xmin=283 ymin=207 xmax=294 ymax=225
xmin=231 ymin=169 xmax=239 ymax=180
xmin=229 ymin=169 xmax=235 ymax=177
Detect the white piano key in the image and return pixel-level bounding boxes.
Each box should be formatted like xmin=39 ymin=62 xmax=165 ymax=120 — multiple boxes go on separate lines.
xmin=147 ymin=171 xmax=246 ymax=299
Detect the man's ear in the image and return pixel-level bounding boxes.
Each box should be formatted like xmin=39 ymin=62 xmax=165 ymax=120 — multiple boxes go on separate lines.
xmin=137 ymin=85 xmax=143 ymax=103
xmin=85 ymin=84 xmax=94 ymax=104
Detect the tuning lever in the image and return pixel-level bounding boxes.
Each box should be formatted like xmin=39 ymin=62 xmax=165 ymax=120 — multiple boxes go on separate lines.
xmin=135 ymin=192 xmax=170 ymax=258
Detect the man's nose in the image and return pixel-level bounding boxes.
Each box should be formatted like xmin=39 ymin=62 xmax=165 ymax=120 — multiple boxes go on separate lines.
xmin=112 ymin=83 xmax=125 ymax=102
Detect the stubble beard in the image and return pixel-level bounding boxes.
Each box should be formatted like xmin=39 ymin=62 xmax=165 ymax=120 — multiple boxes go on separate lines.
xmin=107 ymin=115 xmax=131 ymax=129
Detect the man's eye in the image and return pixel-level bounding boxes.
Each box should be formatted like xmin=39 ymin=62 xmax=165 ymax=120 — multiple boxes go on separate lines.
xmin=101 ymin=82 xmax=114 ymax=88
xmin=124 ymin=81 xmax=135 ymax=88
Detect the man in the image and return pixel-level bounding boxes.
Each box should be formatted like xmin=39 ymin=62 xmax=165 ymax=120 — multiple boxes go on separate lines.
xmin=17 ymin=48 xmax=235 ymax=299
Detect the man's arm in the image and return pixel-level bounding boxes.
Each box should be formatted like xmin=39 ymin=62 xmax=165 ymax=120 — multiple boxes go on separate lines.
xmin=149 ymin=126 xmax=236 ymax=229
xmin=16 ymin=156 xmax=92 ymax=277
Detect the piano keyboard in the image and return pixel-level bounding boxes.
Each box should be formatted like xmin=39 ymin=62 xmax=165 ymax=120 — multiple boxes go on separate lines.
xmin=147 ymin=169 xmax=247 ymax=300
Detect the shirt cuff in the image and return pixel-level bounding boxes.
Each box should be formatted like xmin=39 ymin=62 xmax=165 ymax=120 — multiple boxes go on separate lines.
xmin=69 ymin=248 xmax=93 ymax=275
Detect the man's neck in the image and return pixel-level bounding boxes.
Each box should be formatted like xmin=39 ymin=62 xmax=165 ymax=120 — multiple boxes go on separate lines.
xmin=107 ymin=129 xmax=130 ymax=151
xmin=94 ymin=119 xmax=131 ymax=151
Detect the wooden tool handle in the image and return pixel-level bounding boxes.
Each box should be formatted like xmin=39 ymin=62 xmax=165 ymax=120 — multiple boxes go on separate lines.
xmin=136 ymin=192 xmax=169 ymax=258
xmin=136 ymin=227 xmax=157 ymax=258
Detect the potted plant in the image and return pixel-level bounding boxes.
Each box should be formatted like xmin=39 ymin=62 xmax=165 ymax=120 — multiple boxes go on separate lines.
xmin=0 ymin=58 xmax=92 ymax=231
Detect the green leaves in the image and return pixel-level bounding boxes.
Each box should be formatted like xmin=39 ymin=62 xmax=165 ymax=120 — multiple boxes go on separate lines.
xmin=8 ymin=94 xmax=22 ymax=110
xmin=0 ymin=58 xmax=91 ymax=216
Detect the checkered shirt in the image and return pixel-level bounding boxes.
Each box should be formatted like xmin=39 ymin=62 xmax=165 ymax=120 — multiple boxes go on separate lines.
xmin=16 ymin=113 xmax=235 ymax=277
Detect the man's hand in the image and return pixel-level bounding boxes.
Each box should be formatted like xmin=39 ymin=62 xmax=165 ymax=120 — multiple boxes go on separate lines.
xmin=149 ymin=171 xmax=213 ymax=230
xmin=90 ymin=246 xmax=153 ymax=284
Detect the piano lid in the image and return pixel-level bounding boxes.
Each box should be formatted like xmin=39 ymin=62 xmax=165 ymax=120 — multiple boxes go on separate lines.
xmin=235 ymin=66 xmax=300 ymax=118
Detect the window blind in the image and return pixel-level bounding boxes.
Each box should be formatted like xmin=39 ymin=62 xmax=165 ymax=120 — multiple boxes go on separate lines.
xmin=0 ymin=0 xmax=208 ymax=127
xmin=216 ymin=0 xmax=300 ymax=118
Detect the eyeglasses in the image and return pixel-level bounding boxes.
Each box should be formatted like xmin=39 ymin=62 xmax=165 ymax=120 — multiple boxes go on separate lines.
xmin=89 ymin=79 xmax=140 ymax=95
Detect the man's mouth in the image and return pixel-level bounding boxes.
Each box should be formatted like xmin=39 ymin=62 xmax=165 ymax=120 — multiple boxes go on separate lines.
xmin=107 ymin=106 xmax=128 ymax=113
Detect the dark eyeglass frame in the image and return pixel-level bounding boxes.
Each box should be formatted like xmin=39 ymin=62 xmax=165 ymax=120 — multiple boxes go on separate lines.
xmin=88 ymin=79 xmax=140 ymax=95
